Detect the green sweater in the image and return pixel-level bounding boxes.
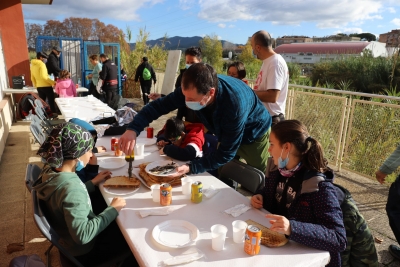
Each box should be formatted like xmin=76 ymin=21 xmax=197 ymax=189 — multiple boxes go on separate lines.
xmin=92 ymin=62 xmax=102 ymax=86
xmin=33 ymin=168 xmax=118 ymax=256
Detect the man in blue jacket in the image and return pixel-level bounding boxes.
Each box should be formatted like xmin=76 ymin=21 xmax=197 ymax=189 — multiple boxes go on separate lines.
xmin=119 ymin=63 xmax=271 ymax=176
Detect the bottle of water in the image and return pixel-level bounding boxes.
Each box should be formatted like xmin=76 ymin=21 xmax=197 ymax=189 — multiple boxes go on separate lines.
xmin=78 ymin=78 xmax=81 ymax=87
xmin=50 ymin=73 xmax=54 ymax=81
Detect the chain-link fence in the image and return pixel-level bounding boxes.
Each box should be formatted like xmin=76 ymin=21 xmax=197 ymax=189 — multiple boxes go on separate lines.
xmin=286 ymin=85 xmax=400 ymax=182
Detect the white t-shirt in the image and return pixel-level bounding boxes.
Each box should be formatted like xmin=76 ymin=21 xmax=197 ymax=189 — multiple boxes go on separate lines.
xmin=253 ymin=54 xmax=289 ymax=116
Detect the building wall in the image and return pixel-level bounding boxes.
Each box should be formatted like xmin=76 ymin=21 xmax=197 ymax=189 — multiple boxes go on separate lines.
xmin=0 ymin=0 xmax=31 ymax=89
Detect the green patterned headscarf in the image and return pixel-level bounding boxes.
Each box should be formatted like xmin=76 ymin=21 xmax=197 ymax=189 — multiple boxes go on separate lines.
xmin=37 ymin=122 xmax=94 ymax=168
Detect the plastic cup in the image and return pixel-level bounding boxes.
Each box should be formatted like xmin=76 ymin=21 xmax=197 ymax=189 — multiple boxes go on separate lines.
xmin=151 ymin=184 xmax=160 ymax=202
xmin=232 ymin=220 xmax=248 ymax=243
xmin=181 ymin=177 xmax=192 ymax=195
xmin=211 ymin=224 xmax=228 ymax=251
xmin=135 ymin=143 xmax=145 ymax=157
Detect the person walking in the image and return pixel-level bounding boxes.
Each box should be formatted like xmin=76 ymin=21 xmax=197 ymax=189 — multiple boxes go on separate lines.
xmin=99 ymin=54 xmax=118 ymax=108
xmin=134 ymin=57 xmax=156 ymax=105
xmin=46 ymin=46 xmax=62 ymax=78
xmin=30 ymin=52 xmax=56 ymax=112
xmin=251 ymin=30 xmax=289 ymax=125
xmin=87 ymin=55 xmax=103 ymax=100
xmin=376 ymin=144 xmax=400 ymax=260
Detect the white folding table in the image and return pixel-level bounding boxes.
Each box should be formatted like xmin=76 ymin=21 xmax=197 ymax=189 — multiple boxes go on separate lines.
xmin=96 ymin=132 xmax=331 ymax=267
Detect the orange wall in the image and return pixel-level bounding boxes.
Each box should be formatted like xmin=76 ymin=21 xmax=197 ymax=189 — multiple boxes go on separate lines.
xmin=0 ymin=0 xmax=32 ymax=87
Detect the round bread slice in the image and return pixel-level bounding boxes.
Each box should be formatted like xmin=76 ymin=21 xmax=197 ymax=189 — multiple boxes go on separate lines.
xmin=261 ymin=228 xmax=288 ymax=247
xmin=103 ymin=175 xmax=141 ymax=188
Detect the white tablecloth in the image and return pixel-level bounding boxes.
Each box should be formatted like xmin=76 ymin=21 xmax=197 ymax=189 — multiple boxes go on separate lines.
xmin=55 ymin=96 xmax=115 ymax=122
xmin=3 ymin=87 xmax=88 ymax=94
xmin=96 ymin=133 xmax=330 ymax=267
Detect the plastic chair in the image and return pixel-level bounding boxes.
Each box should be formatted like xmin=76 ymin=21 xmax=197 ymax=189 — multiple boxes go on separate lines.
xmin=25 ymin=164 xmax=42 ymax=193
xmin=31 ymin=190 xmax=131 ymax=267
xmin=219 ymin=159 xmax=265 ymax=194
xmin=30 ymin=122 xmax=46 ymax=145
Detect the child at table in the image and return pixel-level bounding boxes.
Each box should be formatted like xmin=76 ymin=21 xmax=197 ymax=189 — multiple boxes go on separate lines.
xmin=33 ymin=122 xmax=138 ymax=266
xmin=55 ymin=70 xmax=77 ymax=98
xmin=157 ymin=116 xmax=205 ymax=161
xmin=251 ymin=120 xmax=346 ymax=267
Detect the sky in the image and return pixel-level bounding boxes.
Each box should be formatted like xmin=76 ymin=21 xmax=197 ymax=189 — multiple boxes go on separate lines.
xmin=22 ymin=0 xmax=400 ymax=45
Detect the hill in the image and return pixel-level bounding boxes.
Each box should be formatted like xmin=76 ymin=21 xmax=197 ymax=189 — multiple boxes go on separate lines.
xmin=129 ymin=36 xmax=243 ymax=50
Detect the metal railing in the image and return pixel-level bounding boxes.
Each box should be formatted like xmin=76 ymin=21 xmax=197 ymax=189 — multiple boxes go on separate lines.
xmin=146 ymin=73 xmax=400 ymax=180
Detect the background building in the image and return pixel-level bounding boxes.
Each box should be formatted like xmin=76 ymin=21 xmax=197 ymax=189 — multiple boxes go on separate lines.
xmin=274 ymin=41 xmax=387 ymax=64
xmin=276 ymin=36 xmax=313 ymax=47
xmin=313 ymin=35 xmax=361 ymax=42
xmin=379 ymin=30 xmax=400 ymax=47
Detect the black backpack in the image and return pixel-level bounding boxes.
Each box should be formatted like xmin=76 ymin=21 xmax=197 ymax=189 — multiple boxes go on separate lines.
xmin=18 ymin=92 xmax=53 ymax=119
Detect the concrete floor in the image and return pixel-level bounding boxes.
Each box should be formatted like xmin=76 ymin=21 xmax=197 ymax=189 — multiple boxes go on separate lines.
xmin=0 ymin=99 xmax=399 ymax=266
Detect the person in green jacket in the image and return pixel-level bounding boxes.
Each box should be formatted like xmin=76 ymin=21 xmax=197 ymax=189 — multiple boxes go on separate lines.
xmin=376 ymin=144 xmax=400 ymax=261
xmin=33 ymin=122 xmax=137 ymax=266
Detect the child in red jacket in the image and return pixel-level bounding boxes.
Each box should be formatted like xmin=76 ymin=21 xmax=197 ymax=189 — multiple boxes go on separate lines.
xmin=55 ymin=70 xmax=77 ymax=98
xmin=157 ymin=116 xmax=205 ymax=161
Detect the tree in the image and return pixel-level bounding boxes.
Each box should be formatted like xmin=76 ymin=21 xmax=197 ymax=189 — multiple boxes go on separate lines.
xmin=199 ymin=34 xmax=223 ymax=72
xmin=239 ymin=39 xmax=257 ymax=65
xmin=25 ymin=23 xmax=43 ymax=50
xmin=350 ymin=33 xmax=377 ymax=41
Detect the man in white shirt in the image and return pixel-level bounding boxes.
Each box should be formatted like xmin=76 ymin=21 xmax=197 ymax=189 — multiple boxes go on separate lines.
xmin=251 ymin=30 xmax=289 ymax=125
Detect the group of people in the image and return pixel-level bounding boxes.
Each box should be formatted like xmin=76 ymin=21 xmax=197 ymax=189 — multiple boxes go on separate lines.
xmin=31 ymin=29 xmax=391 ymax=267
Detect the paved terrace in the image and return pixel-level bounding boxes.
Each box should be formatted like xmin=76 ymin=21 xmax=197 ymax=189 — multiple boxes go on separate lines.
xmin=0 ymin=98 xmax=399 ymax=266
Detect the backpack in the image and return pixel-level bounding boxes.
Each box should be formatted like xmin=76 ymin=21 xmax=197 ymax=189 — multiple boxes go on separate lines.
xmin=143 ymin=67 xmax=152 ymax=80
xmin=18 ymin=92 xmax=53 ymax=119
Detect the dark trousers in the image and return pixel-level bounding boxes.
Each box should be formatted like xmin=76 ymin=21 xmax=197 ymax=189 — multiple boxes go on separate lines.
xmin=386 ymin=175 xmax=400 ymax=243
xmin=37 ymin=87 xmax=56 ymax=113
xmin=140 ymin=81 xmax=152 ymax=105
xmin=104 ymin=88 xmax=117 ymax=108
xmin=89 ymin=82 xmax=104 ymax=102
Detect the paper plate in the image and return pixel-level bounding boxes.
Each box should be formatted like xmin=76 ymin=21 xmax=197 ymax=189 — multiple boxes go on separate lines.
xmin=98 ymin=157 xmax=126 ymax=170
xmin=137 ymin=138 xmax=157 ymax=146
xmin=103 ymin=186 xmax=139 ymax=196
xmin=152 ymin=220 xmax=199 ymax=248
xmin=145 ymin=160 xmax=178 ymax=176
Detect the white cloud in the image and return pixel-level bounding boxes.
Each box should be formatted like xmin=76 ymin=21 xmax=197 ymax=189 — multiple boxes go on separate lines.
xmin=22 ymin=0 xmax=163 ymax=22
xmin=217 ymin=36 xmax=222 ymax=40
xmin=392 ymin=18 xmax=400 ymax=27
xmin=388 ymin=7 xmax=396 ymax=13
xmin=179 ymin=0 xmax=195 ymax=10
xmin=228 ymin=24 xmax=235 ymax=28
xmin=334 ymin=27 xmax=363 ymax=34
xmin=197 ymin=0 xmax=384 ymax=29
xmin=218 ymin=23 xmax=226 ymax=28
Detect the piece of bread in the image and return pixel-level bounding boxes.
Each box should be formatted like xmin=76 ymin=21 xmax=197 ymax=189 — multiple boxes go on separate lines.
xmin=246 ymin=219 xmax=288 ymax=247
xmin=138 ymin=163 xmax=183 ymax=187
xmin=103 ymin=175 xmax=141 ymax=188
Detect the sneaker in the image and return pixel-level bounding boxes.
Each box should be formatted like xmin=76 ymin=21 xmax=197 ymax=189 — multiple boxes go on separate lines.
xmin=389 ymin=244 xmax=400 ymax=261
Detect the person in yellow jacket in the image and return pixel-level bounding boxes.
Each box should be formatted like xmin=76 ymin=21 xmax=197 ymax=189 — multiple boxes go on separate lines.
xmin=31 ymin=52 xmax=57 ymax=113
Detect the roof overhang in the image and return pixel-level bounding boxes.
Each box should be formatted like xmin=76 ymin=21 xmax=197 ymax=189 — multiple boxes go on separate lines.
xmin=21 ymin=0 xmax=52 ymax=4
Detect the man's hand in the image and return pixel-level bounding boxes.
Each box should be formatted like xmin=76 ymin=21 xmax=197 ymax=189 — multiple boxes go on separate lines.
xmin=166 ymin=164 xmax=190 ymax=178
xmin=375 ymin=170 xmax=388 ymax=184
xmin=149 ymin=93 xmax=161 ymax=100
xmin=91 ymin=170 xmax=112 ymax=186
xmin=159 ymin=147 xmax=165 ymax=155
xmin=266 ymin=214 xmax=291 ymax=236
xmin=110 ymin=197 xmax=126 ymax=212
xmin=251 ymin=194 xmax=263 ymax=209
xmin=119 ymin=130 xmax=137 ymax=155
xmin=254 ymin=89 xmax=280 ymax=103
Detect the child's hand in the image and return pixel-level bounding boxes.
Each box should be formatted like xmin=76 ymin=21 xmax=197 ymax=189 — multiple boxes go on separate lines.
xmin=91 ymin=170 xmax=112 ymax=186
xmin=89 ymin=153 xmax=97 ymax=165
xmin=251 ymin=194 xmax=263 ymax=209
xmin=266 ymin=214 xmax=291 ymax=236
xmin=156 ymin=140 xmax=168 ymax=147
xmin=96 ymin=146 xmax=107 ymax=153
xmin=110 ymin=197 xmax=126 ymax=212
xmin=159 ymin=147 xmax=165 ymax=155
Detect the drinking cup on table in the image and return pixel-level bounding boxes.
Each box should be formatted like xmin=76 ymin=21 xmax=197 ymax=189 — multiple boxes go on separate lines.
xmin=211 ymin=224 xmax=228 ymax=251
xmin=232 ymin=220 xmax=248 ymax=243
xmin=135 ymin=143 xmax=145 ymax=157
xmin=151 ymin=184 xmax=161 ymax=202
xmin=181 ymin=177 xmax=192 ymax=195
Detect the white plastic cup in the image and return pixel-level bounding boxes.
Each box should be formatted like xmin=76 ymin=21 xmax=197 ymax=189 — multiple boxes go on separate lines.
xmin=232 ymin=220 xmax=248 ymax=243
xmin=211 ymin=224 xmax=228 ymax=251
xmin=181 ymin=177 xmax=193 ymax=195
xmin=151 ymin=184 xmax=160 ymax=202
xmin=135 ymin=143 xmax=145 ymax=157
